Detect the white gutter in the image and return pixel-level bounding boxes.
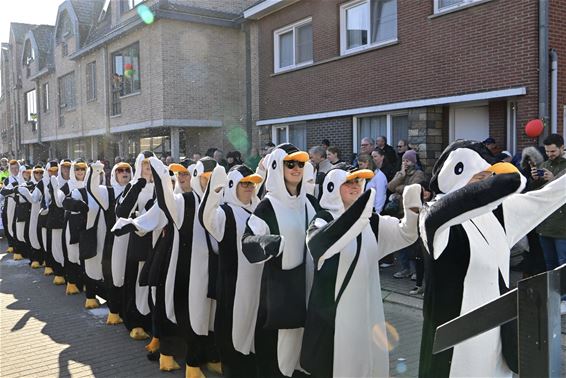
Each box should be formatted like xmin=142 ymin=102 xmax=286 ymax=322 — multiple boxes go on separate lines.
xmin=243 ymin=0 xmax=300 ymax=20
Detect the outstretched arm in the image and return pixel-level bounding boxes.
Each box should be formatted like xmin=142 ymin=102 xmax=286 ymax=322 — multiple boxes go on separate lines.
xmin=87 ymin=162 xmax=109 ymax=210
xmin=501 ymin=172 xmax=566 ymax=247
xmin=198 ymin=166 xmax=227 ymax=242
xmin=112 ymin=201 xmax=167 ymax=236
xmin=307 ymin=189 xmax=375 ymax=270
xmin=242 ymin=199 xmax=283 ymax=264
xmin=115 ymin=179 xmax=146 ymax=218
xmin=49 ymin=176 xmax=66 ymax=208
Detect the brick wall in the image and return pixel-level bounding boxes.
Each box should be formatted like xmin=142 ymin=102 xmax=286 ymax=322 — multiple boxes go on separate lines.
xmin=488 ymin=100 xmax=507 ymax=150
xmin=305 ymin=117 xmax=353 ymax=160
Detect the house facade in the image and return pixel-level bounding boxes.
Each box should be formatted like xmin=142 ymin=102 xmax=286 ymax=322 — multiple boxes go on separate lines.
xmin=245 ymin=0 xmax=566 ymax=174
xmin=1 ymin=0 xmax=257 ymax=162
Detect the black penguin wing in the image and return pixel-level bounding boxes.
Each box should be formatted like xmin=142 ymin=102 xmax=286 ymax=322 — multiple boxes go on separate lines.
xmin=241 ymin=198 xmax=282 ymax=264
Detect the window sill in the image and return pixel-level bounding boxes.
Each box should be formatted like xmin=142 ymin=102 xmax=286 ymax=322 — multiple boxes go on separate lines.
xmin=429 ymin=0 xmax=493 ymax=19
xmin=271 ymin=40 xmax=398 ymax=77
xmin=110 ymin=114 xmax=122 ymax=119
xmin=274 ymin=60 xmax=314 ymax=75
xmin=119 ymin=91 xmax=141 ymax=100
xmin=86 ymin=98 xmax=97 ymax=104
xmin=61 ymin=107 xmax=76 ymax=113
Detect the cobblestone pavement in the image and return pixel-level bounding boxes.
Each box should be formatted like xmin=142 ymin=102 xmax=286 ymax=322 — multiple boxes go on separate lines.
xmin=1 ymin=237 xmax=564 ymax=377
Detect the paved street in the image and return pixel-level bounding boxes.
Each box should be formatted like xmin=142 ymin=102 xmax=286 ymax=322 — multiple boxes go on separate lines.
xmin=1 ymin=236 xmax=564 ymax=377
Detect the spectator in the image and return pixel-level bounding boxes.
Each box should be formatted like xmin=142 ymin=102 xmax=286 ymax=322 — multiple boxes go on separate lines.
xmin=367 ymin=148 xmax=388 ymax=213
xmin=357 ymin=153 xmax=375 ymax=172
xmin=495 ymin=150 xmax=513 ymax=163
xmin=529 ymin=133 xmax=566 ymax=312
xmin=387 ymin=149 xmax=425 ymax=279
xmin=353 ymin=137 xmax=375 ymax=166
xmin=326 ymin=146 xmax=343 ymax=165
xmin=165 ymin=155 xmax=174 ymax=165
xmin=213 ymin=149 xmax=228 ymax=170
xmin=114 ymin=156 xmax=123 ymax=164
xmin=409 ymin=182 xmax=433 ymax=295
xmin=226 ymin=151 xmax=243 ymax=170
xmin=261 ymin=142 xmax=275 ymax=158
xmin=309 ymin=146 xmax=333 ymax=175
xmin=192 ymin=152 xmax=202 ymax=161
xmin=395 ymin=139 xmax=422 ymax=171
xmin=321 ymin=139 xmax=331 ymax=151
xmin=482 ymin=137 xmax=498 ymax=156
xmin=244 ymin=147 xmax=261 ymax=170
xmin=205 ymin=147 xmax=217 ymax=158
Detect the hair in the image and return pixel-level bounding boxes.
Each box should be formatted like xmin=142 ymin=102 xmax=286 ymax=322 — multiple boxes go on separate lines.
xmin=377 ymin=135 xmax=387 ymax=144
xmin=398 ymin=139 xmax=408 ymax=147
xmin=372 ymin=147 xmax=385 ymax=156
xmin=361 ymin=137 xmax=375 ymax=146
xmin=357 ymin=153 xmax=375 ymax=170
xmin=321 ymin=139 xmax=331 ymax=146
xmin=327 ymin=146 xmax=341 ymax=159
xmin=309 ymin=145 xmax=327 ymax=158
xmin=543 ymin=133 xmax=564 ymax=148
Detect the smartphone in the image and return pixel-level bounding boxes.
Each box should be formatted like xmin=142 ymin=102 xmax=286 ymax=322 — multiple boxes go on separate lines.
xmin=536 ymin=169 xmax=545 ymax=177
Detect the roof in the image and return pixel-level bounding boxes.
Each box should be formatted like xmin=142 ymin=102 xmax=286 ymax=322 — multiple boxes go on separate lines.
xmin=30 ymin=25 xmax=55 ymax=70
xmin=10 ymin=23 xmax=37 ymax=43
xmin=69 ymin=0 xmax=105 ymax=45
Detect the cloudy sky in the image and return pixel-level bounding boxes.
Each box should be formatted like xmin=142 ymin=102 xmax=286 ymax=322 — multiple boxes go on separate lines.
xmin=1 ymin=0 xmax=63 ymax=43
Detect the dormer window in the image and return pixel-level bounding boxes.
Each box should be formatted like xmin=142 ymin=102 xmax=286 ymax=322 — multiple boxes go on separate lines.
xmin=56 ymin=11 xmax=73 ymax=44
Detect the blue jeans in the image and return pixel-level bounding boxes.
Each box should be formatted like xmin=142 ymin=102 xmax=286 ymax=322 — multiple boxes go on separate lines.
xmin=538 ymin=236 xmax=566 ymax=300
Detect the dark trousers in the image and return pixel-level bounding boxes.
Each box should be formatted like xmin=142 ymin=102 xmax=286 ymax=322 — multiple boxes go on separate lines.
xmin=122 ymin=258 xmax=150 ymax=331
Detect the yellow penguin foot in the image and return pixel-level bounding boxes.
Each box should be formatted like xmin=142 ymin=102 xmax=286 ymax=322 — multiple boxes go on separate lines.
xmin=206 ymin=362 xmax=222 ymax=375
xmin=145 ymin=337 xmax=160 ymax=352
xmin=66 ymin=283 xmax=80 ymax=295
xmin=30 ymin=261 xmax=41 ymax=269
xmin=186 ymin=365 xmax=205 ymax=378
xmin=159 ymin=354 xmax=181 ymax=371
xmin=129 ymin=327 xmax=150 ymax=340
xmin=43 ymin=267 xmax=54 ymax=276
xmin=13 ymin=253 xmax=23 ymax=260
xmin=106 ymin=313 xmax=123 ymax=325
xmin=52 ymin=275 xmax=66 ymax=285
xmin=84 ymin=298 xmax=100 ymax=309
xmin=6 ymin=246 xmax=13 ymax=253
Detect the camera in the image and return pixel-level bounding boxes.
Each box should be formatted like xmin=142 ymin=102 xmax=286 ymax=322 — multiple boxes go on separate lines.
xmin=536 ymin=169 xmax=545 ymax=177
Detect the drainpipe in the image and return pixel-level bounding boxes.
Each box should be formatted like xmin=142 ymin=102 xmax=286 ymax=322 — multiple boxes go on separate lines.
xmin=244 ymin=22 xmax=253 ymax=152
xmin=550 ymin=49 xmax=558 ymax=134
xmin=538 ymin=0 xmax=549 ymax=143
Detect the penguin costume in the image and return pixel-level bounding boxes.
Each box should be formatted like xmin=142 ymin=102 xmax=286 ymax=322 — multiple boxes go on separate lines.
xmin=37 ymin=162 xmax=57 ymax=275
xmin=16 ymin=165 xmax=45 ymax=268
xmin=88 ymin=161 xmax=132 ymax=325
xmin=0 ymin=160 xmax=21 ymax=257
xmin=47 ymin=159 xmax=72 ymax=285
xmin=199 ymin=164 xmax=263 ymax=377
xmin=114 ymin=152 xmax=155 ymax=340
xmin=418 ymin=140 xmax=566 ymax=378
xmin=8 ymin=165 xmax=33 ymax=262
xmin=242 ymin=143 xmax=320 ymax=377
xmin=301 ymin=164 xmax=421 ymax=378
xmin=61 ymin=161 xmax=89 ymax=296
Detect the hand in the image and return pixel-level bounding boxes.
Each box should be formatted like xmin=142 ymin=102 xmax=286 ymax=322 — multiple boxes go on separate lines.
xmin=399 ymin=164 xmax=406 ymax=176
xmin=134 ymin=177 xmax=147 ymax=189
xmin=209 ymin=165 xmax=228 ymax=194
xmin=91 ymin=161 xmax=104 ymax=174
xmin=530 ymin=167 xmax=540 ymax=180
xmin=542 ymin=168 xmax=554 ymax=181
xmin=402 ymin=184 xmax=422 ymax=211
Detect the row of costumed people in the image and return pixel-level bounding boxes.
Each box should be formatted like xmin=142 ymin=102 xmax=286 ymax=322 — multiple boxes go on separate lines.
xmin=4 ymin=140 xmax=565 ymax=378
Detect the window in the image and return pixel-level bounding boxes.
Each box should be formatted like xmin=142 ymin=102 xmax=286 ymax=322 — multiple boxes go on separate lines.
xmin=274 ymin=18 xmax=313 ymax=73
xmin=25 ymin=89 xmax=37 ymax=123
xmin=122 ymin=0 xmax=145 ymax=13
xmin=434 ymin=0 xmax=484 ymax=13
xmin=58 ymin=72 xmax=76 ymax=111
xmin=340 ymin=0 xmax=397 ymax=55
xmin=42 ymin=83 xmax=49 ymax=112
xmin=72 ymin=140 xmax=87 ymax=159
xmin=272 ymin=123 xmax=307 ymax=150
xmin=112 ymin=43 xmax=141 ymax=96
xmin=354 ymin=113 xmax=408 ymax=153
xmin=86 ymin=61 xmax=96 ymax=101
xmin=62 ymin=42 xmax=68 ymax=57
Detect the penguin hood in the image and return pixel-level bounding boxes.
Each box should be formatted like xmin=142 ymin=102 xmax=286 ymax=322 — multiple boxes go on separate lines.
xmin=69 ymin=161 xmax=87 ymax=190
xmin=190 ymin=157 xmax=217 ymax=198
xmin=131 ymin=151 xmax=156 ymax=204
xmin=319 ymin=163 xmax=374 ymax=215
xmin=8 ymin=160 xmax=21 ymax=182
xmin=57 ymin=159 xmax=72 ymax=187
xmin=31 ymin=165 xmax=44 ymax=184
xmin=44 ymin=161 xmax=57 ymax=186
xmin=263 ymin=143 xmax=313 ymax=201
xmin=111 ymin=162 xmax=132 ymax=196
xmin=224 ymin=165 xmax=262 ymax=211
xmin=168 ymin=163 xmax=189 ymax=194
xmin=16 ymin=164 xmax=27 ymax=184
xmin=430 ymin=140 xmax=496 ymax=195
xmin=147 ymin=156 xmax=179 ymax=226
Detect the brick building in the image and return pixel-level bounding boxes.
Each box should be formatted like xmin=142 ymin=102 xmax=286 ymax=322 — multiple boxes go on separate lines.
xmin=245 ymin=0 xmax=566 ymax=174
xmin=1 ymin=0 xmax=256 ymax=162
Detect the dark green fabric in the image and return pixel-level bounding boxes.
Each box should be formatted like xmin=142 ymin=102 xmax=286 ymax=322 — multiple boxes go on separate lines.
xmin=534 ymin=156 xmax=566 ymax=238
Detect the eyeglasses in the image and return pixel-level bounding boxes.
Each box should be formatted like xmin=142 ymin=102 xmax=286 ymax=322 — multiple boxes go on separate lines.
xmin=239 ymin=181 xmax=256 ymax=188
xmin=116 ymin=168 xmax=131 ymax=173
xmin=283 ymin=160 xmax=305 ymax=169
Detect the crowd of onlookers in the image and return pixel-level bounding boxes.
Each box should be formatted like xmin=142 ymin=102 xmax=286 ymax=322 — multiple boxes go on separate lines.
xmin=2 ymin=133 xmax=565 ymax=299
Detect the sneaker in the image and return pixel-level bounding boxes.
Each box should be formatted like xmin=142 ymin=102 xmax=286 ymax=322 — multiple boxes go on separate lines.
xmin=561 ymin=301 xmax=566 ymax=315
xmin=410 ymin=273 xmax=417 ymax=281
xmin=409 ymin=286 xmax=424 ymax=295
xmin=379 ymin=262 xmax=394 ymax=268
xmin=393 ymin=269 xmax=411 ymax=279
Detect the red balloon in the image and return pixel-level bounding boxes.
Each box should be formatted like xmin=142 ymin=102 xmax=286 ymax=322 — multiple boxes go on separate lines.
xmin=525 ymin=119 xmax=544 ymax=138
xmin=124 ymin=63 xmax=133 ymax=70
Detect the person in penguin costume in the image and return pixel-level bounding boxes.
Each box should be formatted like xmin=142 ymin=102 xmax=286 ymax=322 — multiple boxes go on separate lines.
xmin=86 ymin=161 xmax=133 ymax=324
xmin=38 ymin=162 xmax=58 ymax=276
xmin=3 ymin=164 xmax=33 ymax=262
xmin=0 ymin=160 xmax=22 ymax=257
xmin=60 ymin=160 xmax=88 ymax=297
xmin=301 ymin=163 xmax=421 ymax=378
xmin=114 ymin=152 xmax=155 ymax=341
xmin=47 ymin=159 xmax=73 ymax=285
xmin=418 ymin=140 xmax=566 ymax=378
xmin=242 ymin=143 xmax=320 ymax=378
xmin=199 ymin=164 xmax=264 ymax=377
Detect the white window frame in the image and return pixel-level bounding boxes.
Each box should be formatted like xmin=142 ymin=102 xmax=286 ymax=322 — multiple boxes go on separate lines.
xmin=352 ymin=111 xmax=408 ymax=154
xmin=340 ymin=0 xmax=398 ymax=56
xmin=271 ymin=123 xmax=307 ymax=150
xmin=433 ymin=0 xmax=485 ymax=14
xmin=42 ymin=83 xmax=49 ymax=112
xmin=273 ymin=17 xmax=313 ymax=73
xmin=506 ymin=100 xmax=517 ymax=155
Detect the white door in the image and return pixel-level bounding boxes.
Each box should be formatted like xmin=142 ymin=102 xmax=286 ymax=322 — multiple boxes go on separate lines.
xmin=450 ymin=104 xmax=489 ymax=142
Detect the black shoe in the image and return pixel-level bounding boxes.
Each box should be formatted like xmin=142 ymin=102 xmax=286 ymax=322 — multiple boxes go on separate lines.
xmin=147 ymin=350 xmax=160 ymax=362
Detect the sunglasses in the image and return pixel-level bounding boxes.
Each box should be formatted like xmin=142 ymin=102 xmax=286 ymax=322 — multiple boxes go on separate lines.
xmin=283 ymin=161 xmax=305 ymax=169
xmin=116 ymin=168 xmax=131 ymax=173
xmin=239 ymin=181 xmax=256 ymax=188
